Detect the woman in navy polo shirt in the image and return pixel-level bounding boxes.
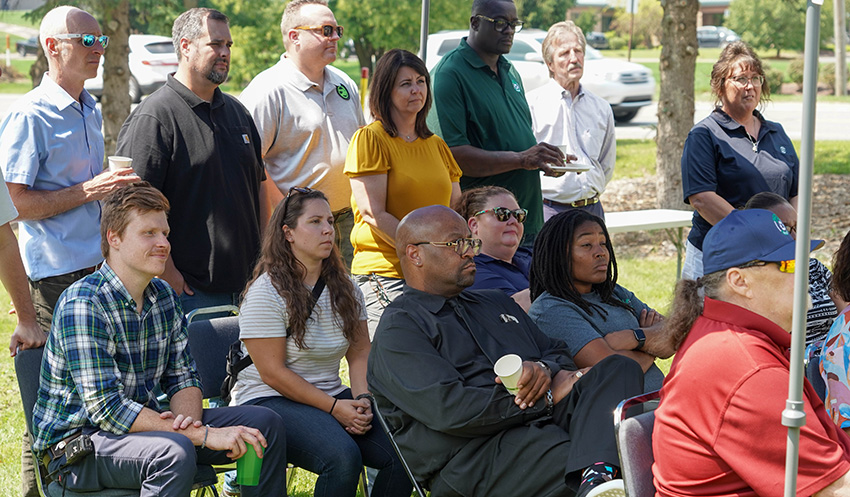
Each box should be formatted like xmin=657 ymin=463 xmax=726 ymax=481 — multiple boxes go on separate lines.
xmin=681 ymin=41 xmax=798 ymax=279
xmin=455 ymin=186 xmax=533 ymax=311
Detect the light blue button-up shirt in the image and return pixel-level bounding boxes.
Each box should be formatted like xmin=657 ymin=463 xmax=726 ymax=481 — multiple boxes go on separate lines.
xmin=0 ymin=74 xmax=104 ymax=280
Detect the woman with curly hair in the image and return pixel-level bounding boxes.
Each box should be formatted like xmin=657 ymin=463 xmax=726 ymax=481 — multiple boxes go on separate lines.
xmin=229 ymin=188 xmax=410 ymax=497
xmin=528 ymin=210 xmax=673 ymax=392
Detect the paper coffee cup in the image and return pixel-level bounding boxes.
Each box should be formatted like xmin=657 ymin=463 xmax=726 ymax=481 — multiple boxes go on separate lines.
xmin=555 ymin=144 xmax=569 ymax=157
xmin=107 ymin=156 xmax=133 ymax=172
xmin=236 ymin=441 xmax=264 ymax=486
xmin=494 ymin=354 xmax=523 ymax=395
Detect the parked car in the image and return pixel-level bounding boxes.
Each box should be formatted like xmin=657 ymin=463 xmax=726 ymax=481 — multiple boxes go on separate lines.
xmin=697 ymin=26 xmax=740 ymax=48
xmin=425 ymin=29 xmax=655 ymax=122
xmin=586 ymin=31 xmax=610 ymax=50
xmin=84 ymin=34 xmax=178 ymax=103
xmin=15 ymin=36 xmax=38 ymax=57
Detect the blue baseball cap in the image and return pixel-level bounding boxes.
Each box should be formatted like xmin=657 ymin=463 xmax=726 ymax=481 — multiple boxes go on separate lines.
xmin=702 ymin=209 xmax=823 ymax=275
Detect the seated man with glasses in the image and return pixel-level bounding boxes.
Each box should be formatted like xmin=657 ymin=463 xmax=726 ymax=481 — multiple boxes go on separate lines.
xmin=428 ymin=0 xmax=567 ymax=246
xmin=652 ymin=209 xmax=850 ymax=497
xmin=367 ymin=204 xmax=645 ymax=497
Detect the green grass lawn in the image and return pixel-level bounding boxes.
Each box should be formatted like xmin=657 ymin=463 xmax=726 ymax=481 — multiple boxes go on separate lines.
xmin=615 ymin=139 xmax=850 ymax=178
xmin=0 ymin=10 xmax=39 ymax=29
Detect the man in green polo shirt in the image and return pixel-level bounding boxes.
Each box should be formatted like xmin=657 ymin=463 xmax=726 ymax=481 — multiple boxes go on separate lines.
xmin=428 ymin=0 xmax=565 ymax=243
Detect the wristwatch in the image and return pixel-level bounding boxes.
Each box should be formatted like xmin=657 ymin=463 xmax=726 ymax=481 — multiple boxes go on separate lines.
xmin=632 ymin=328 xmax=646 ymax=351
xmin=535 ymin=361 xmax=552 ymax=378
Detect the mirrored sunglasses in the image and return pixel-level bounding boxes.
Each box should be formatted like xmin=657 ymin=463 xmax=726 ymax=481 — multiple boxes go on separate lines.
xmin=474 ymin=207 xmax=528 ymax=223
xmin=53 ymin=33 xmax=109 ymax=48
xmin=413 ymin=237 xmax=483 ymax=257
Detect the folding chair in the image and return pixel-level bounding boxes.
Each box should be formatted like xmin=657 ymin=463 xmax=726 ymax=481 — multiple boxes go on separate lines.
xmin=614 ymin=390 xmax=661 ymax=497
xmin=186 ymin=314 xmax=370 ymax=496
xmin=14 ymin=347 xmax=218 ymax=497
xmin=804 ymin=340 xmax=826 ymax=401
xmin=362 ymin=393 xmax=427 ymax=496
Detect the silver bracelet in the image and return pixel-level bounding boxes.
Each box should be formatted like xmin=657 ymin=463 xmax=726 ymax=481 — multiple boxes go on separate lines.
xmin=200 ymin=424 xmax=209 ymax=450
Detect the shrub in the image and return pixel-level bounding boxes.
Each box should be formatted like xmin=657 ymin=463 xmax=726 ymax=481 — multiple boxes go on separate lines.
xmin=763 ymin=63 xmax=785 ymax=95
xmin=787 ymin=57 xmax=814 ymax=88
xmin=609 ymin=36 xmax=627 ymax=50
xmin=820 ymin=63 xmax=849 ymax=92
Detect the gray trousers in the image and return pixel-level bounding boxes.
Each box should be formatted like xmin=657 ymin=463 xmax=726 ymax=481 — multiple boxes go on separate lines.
xmin=46 ymin=406 xmax=287 ymax=497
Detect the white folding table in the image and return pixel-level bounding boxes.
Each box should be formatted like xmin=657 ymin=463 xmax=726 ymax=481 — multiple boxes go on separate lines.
xmin=604 ymin=209 xmax=694 ymax=278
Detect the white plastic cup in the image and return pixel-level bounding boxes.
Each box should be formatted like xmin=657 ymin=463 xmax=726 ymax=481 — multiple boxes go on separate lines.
xmin=494 ymin=354 xmax=523 ymax=395
xmin=107 ymin=156 xmax=133 ymax=172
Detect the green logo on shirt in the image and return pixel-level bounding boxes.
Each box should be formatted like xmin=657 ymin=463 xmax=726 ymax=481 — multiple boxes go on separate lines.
xmin=336 ymin=84 xmax=350 ymax=100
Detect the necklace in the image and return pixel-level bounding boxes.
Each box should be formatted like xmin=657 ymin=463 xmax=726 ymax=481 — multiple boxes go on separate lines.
xmin=747 ymin=133 xmax=759 ymax=152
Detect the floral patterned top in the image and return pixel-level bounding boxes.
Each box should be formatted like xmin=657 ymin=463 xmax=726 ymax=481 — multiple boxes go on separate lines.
xmin=821 ymin=306 xmax=850 ymax=429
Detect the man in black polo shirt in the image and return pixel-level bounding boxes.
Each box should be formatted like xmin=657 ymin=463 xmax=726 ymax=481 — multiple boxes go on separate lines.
xmin=116 ymin=8 xmax=264 ymax=312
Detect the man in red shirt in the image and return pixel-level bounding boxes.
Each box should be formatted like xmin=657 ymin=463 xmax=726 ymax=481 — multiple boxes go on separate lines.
xmin=652 ymin=209 xmax=850 ymax=497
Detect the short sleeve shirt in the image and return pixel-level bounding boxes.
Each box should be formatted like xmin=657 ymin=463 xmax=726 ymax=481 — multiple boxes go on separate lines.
xmin=0 ymin=74 xmax=105 ymax=280
xmin=529 ymin=286 xmax=663 ymax=392
xmin=681 ymin=108 xmax=799 ymax=250
xmin=344 ymin=121 xmax=462 ymax=278
xmin=0 ymin=171 xmax=17 ymax=225
xmin=469 ymin=246 xmax=532 ymax=296
xmin=116 ymin=76 xmax=265 ymax=293
xmin=231 ymin=273 xmax=367 ymax=405
xmin=427 ymin=37 xmax=543 ymax=242
xmin=239 ymin=56 xmax=365 ymax=212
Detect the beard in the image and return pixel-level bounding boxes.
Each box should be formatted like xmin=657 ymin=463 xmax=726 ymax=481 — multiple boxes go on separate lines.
xmin=206 ymin=59 xmax=228 ymax=85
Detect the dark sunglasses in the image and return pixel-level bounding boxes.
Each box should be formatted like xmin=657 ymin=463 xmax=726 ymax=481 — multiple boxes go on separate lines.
xmin=53 ymin=33 xmax=109 ymax=48
xmin=738 ymin=259 xmax=796 ymax=274
xmin=282 ymin=186 xmax=315 ymax=219
xmin=294 ymin=24 xmax=343 ymax=38
xmin=474 ymin=207 xmax=528 ymax=223
xmin=474 ymin=15 xmax=524 ymax=33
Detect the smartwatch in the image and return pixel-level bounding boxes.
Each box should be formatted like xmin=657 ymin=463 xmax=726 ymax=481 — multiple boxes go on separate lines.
xmin=632 ymin=328 xmax=646 ymax=351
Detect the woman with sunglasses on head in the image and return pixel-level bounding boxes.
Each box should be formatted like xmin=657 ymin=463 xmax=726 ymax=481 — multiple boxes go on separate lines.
xmin=528 ymin=210 xmax=674 ymax=392
xmin=345 ymin=49 xmax=461 ymax=337
xmin=230 ymin=189 xmax=411 ymax=497
xmin=681 ymin=41 xmax=798 ymax=280
xmin=454 ymin=186 xmax=533 ymax=311
xmin=745 ymin=192 xmax=837 ymax=345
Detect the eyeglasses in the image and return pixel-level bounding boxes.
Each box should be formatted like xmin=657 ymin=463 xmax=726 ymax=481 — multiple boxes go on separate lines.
xmin=294 ymin=25 xmax=343 ymax=38
xmin=475 ymin=15 xmax=524 ymax=33
xmin=473 ymin=207 xmax=528 ymax=223
xmin=52 ymin=33 xmax=109 ymax=49
xmin=738 ymin=259 xmax=796 ymax=274
xmin=412 ymin=237 xmax=482 ymax=257
xmin=282 ymin=186 xmax=314 ymax=219
xmin=729 ymin=75 xmax=764 ymax=87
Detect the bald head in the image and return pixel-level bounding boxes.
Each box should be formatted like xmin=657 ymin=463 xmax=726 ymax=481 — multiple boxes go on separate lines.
xmin=40 ymin=6 xmax=92 ymax=53
xmin=398 ymin=205 xmax=477 ymax=297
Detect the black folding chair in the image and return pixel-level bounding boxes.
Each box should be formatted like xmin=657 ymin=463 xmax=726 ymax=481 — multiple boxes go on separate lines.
xmin=15 ymin=347 xmax=218 ymax=497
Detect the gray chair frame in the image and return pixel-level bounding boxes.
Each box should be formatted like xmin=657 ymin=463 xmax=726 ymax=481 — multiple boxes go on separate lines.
xmin=804 ymin=340 xmax=826 ymax=401
xmin=15 ymin=347 xmax=218 ymax=497
xmin=614 ymin=389 xmax=661 ymax=497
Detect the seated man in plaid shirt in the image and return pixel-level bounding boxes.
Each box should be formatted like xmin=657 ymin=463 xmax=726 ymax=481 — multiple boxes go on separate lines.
xmin=30 ymin=183 xmax=287 ymax=496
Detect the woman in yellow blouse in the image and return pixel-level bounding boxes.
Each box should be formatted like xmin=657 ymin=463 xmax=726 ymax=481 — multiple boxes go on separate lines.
xmin=345 ymin=49 xmax=462 ymax=337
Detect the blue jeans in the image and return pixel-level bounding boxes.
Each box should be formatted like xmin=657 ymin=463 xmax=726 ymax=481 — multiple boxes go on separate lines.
xmin=246 ymin=388 xmax=411 ymax=497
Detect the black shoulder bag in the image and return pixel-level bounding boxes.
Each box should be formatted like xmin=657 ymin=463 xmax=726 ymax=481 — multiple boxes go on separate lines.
xmin=220 ymin=277 xmax=326 ymax=403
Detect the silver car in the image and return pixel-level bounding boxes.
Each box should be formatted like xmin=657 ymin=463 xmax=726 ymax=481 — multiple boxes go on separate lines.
xmin=85 ymin=34 xmax=178 ymax=103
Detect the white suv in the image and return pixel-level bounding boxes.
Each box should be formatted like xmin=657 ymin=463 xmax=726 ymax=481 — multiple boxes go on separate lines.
xmin=85 ymin=35 xmax=178 ymax=103
xmin=426 ymin=29 xmax=655 ymax=123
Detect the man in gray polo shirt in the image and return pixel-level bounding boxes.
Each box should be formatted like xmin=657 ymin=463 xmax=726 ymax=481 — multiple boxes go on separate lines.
xmin=240 ymin=0 xmax=364 ymax=267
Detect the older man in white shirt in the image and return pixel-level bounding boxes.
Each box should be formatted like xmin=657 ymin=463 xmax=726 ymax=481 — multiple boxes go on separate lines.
xmin=527 ymin=21 xmax=615 ymax=220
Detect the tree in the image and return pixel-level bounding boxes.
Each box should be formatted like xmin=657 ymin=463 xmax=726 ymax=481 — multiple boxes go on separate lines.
xmin=610 ymin=0 xmax=663 ymax=48
xmin=574 ymin=10 xmax=597 ymax=35
xmin=212 ymin=0 xmax=284 ymax=87
xmin=515 ymin=0 xmax=576 ymax=29
xmin=333 ymin=0 xmax=468 ymax=72
xmin=655 ymin=0 xmax=698 ymax=210
xmin=726 ymin=0 xmax=841 ymax=57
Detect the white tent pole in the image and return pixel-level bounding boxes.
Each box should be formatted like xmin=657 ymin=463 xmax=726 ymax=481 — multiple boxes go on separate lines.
xmin=419 ymin=0 xmax=431 ymax=61
xmin=783 ymin=0 xmax=822 ymax=495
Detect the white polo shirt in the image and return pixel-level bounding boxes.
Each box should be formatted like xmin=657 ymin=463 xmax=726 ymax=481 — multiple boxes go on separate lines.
xmin=239 ymin=55 xmax=366 ymax=212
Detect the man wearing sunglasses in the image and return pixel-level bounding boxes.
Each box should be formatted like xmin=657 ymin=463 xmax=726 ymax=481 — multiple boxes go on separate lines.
xmin=428 ymin=0 xmax=566 ymax=246
xmin=0 ymin=8 xmax=140 ymax=494
xmin=116 ymin=8 xmax=264 ymax=315
xmin=651 ymin=209 xmax=850 ymax=497
xmin=240 ymin=0 xmax=364 ymax=268
xmin=368 ymin=204 xmax=644 ymax=497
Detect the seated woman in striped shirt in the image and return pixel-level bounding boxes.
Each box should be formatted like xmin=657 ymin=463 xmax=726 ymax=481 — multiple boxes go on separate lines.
xmin=229 ymin=188 xmax=410 ymax=497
